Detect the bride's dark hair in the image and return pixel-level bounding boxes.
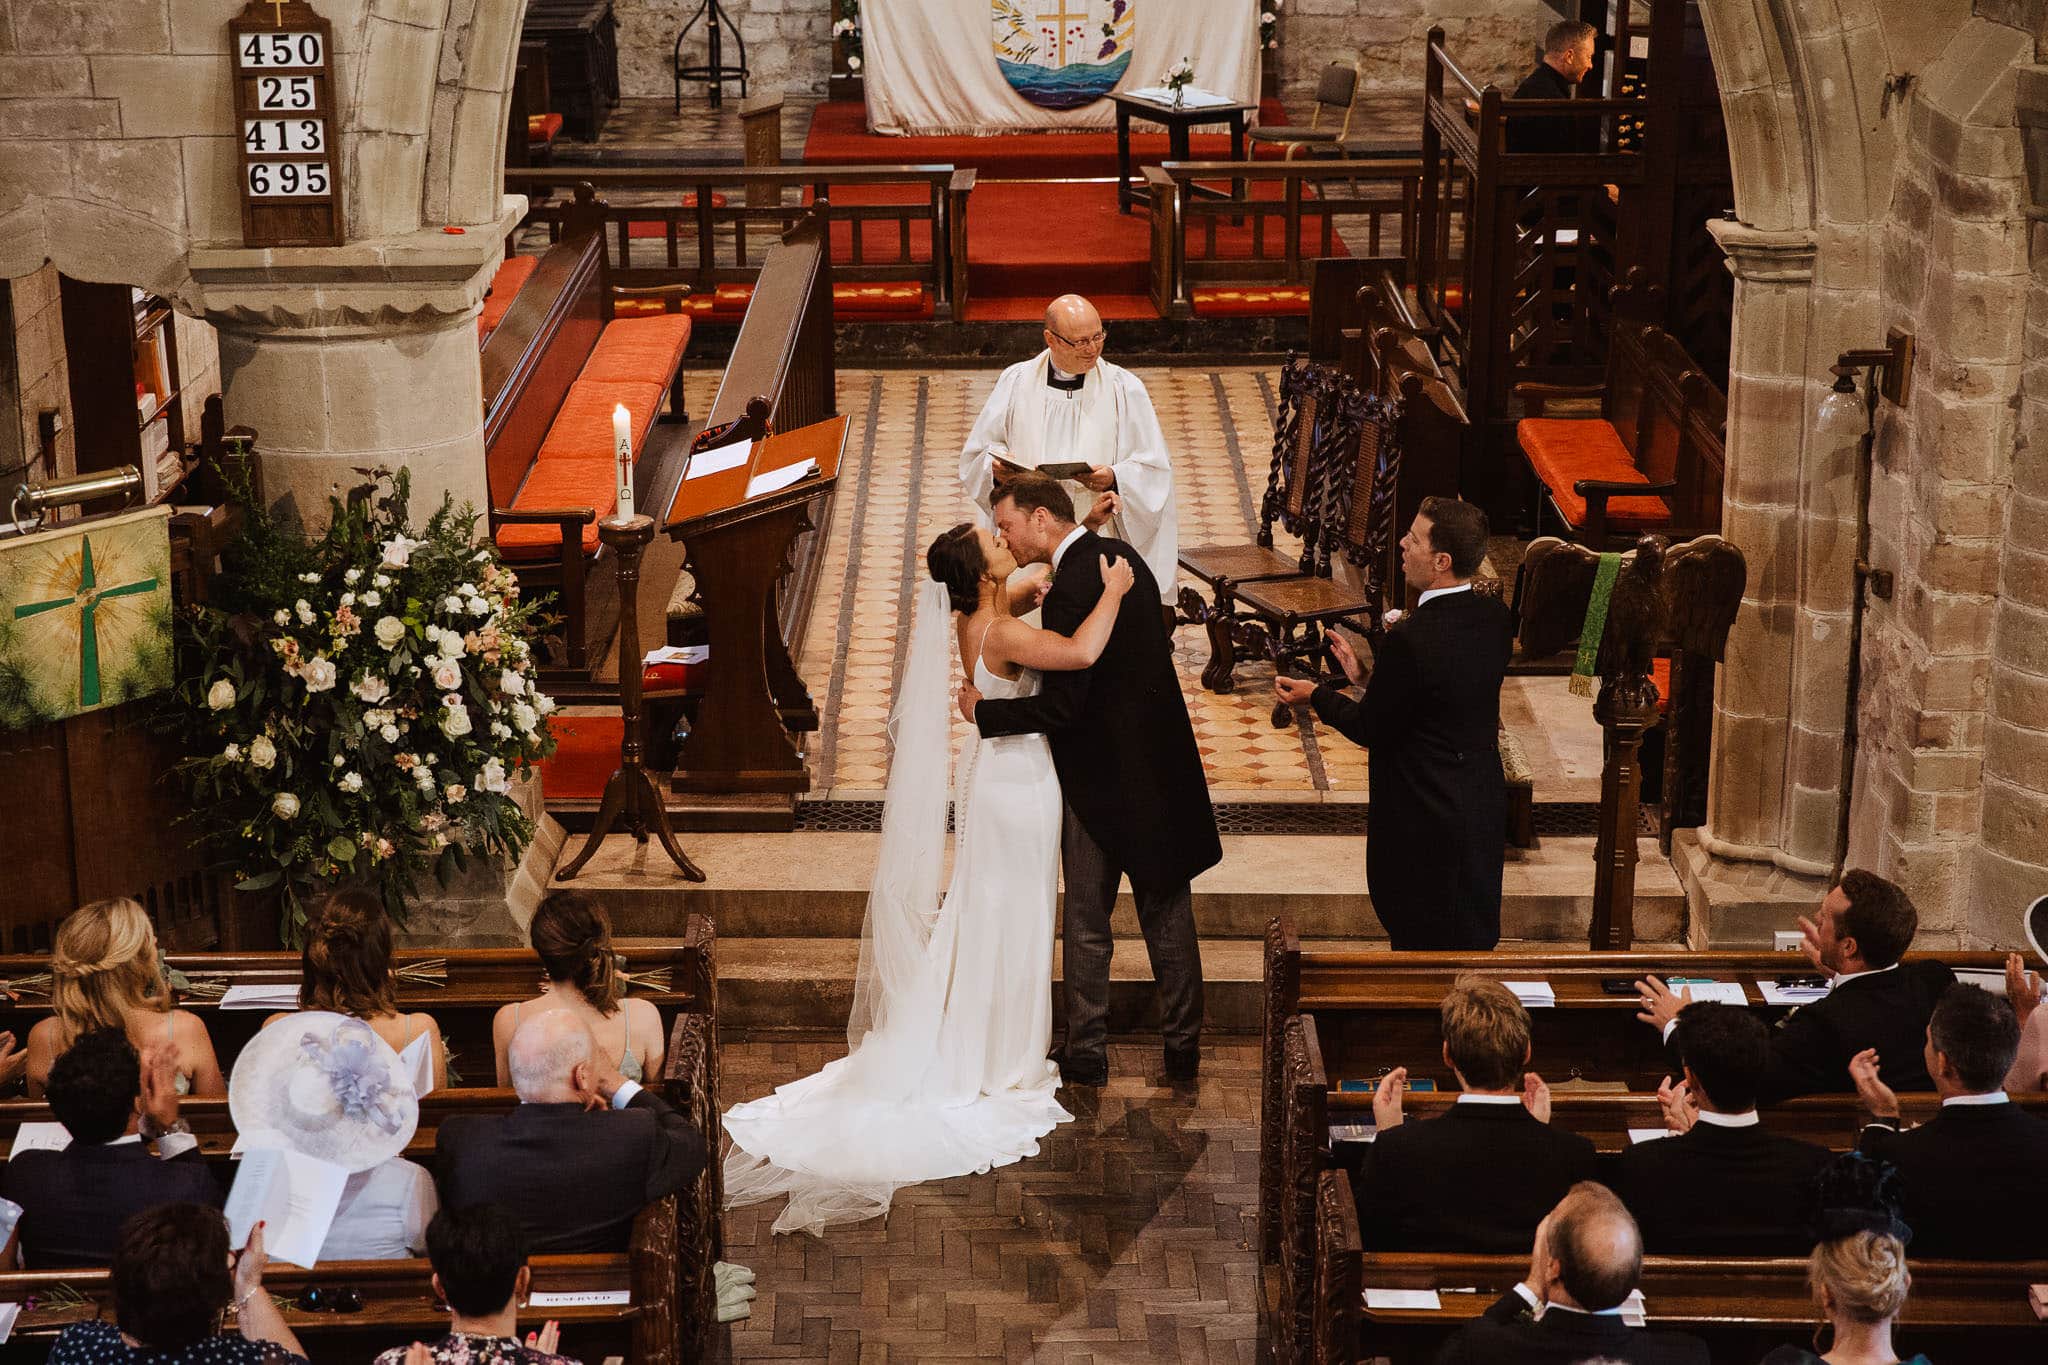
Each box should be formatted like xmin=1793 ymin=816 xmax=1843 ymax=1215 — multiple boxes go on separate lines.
xmin=927 ymin=523 xmax=986 ymax=614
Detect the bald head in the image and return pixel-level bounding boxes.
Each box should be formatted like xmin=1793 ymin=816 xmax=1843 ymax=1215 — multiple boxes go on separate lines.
xmin=507 ymin=1010 xmax=595 ymax=1103
xmin=1546 ymin=1183 xmax=1643 ymax=1312
xmin=1043 ymin=294 xmax=1107 ymax=373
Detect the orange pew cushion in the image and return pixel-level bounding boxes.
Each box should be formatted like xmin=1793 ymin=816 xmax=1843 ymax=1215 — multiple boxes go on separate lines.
xmin=496 ymin=457 xmax=614 ymax=559
xmin=477 ymin=254 xmax=540 ymax=343
xmin=1190 ymin=284 xmax=1312 ymax=317
xmin=535 ymin=379 xmax=665 ymax=463
xmin=1516 ymin=417 xmax=1673 ymax=530
xmin=579 ymin=314 xmax=692 ymax=388
xmin=528 ymin=113 xmax=564 ymax=146
xmin=625 ymin=193 xmax=731 ymax=238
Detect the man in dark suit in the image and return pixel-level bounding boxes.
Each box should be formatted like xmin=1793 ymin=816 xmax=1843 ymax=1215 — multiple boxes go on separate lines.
xmin=437 ymin=1011 xmax=706 ymax=1254
xmin=1 ymin=1029 xmax=221 ymax=1268
xmin=1277 ymin=497 xmax=1514 ymax=949
xmin=1617 ymin=1003 xmax=1828 ymax=1254
xmin=1851 ymin=983 xmax=2048 ymax=1258
xmin=962 ymin=474 xmax=1221 ymax=1087
xmin=1507 ymin=21 xmax=1599 ymax=155
xmin=1432 ymin=1183 xmax=1710 ymax=1365
xmin=1357 ymin=976 xmax=1596 ymax=1252
xmin=1636 ymin=869 xmax=1954 ymax=1103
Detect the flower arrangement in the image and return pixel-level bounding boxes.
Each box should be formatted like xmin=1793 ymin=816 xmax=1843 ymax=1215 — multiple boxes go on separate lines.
xmin=1260 ymin=0 xmax=1280 ymax=50
xmin=833 ymin=0 xmax=862 ymax=75
xmin=1162 ymin=55 xmax=1195 ymax=107
xmin=164 ymin=469 xmax=556 ymax=941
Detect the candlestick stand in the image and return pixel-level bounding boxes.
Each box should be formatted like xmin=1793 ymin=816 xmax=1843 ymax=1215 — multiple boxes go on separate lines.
xmin=671 ymin=0 xmax=748 ymax=111
xmin=556 ymin=515 xmax=705 ymax=882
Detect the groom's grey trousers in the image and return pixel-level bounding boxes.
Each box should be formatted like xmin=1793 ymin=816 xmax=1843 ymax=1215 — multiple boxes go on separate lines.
xmin=1061 ymin=804 xmax=1204 ymax=1063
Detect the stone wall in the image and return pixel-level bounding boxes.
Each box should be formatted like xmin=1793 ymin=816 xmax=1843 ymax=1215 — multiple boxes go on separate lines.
xmin=612 ymin=0 xmax=1548 ymax=107
xmin=4 ymin=266 xmax=75 ymax=487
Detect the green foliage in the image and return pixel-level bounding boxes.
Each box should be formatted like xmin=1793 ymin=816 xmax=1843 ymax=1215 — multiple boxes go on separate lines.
xmin=162 ymin=467 xmax=558 ymax=944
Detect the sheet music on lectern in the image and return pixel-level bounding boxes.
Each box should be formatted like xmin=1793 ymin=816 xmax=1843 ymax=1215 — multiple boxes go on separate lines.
xmin=686 ymin=436 xmax=754 ymax=480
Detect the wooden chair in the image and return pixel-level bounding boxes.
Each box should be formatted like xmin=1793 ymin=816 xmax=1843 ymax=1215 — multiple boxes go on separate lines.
xmin=1178 ymin=356 xmax=1343 ymax=693
xmin=1248 ymin=61 xmax=1361 ymax=160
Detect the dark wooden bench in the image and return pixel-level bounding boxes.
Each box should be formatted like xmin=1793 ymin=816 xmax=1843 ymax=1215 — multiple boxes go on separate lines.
xmin=0 ymin=1196 xmax=681 ymax=1365
xmin=481 ymin=186 xmax=692 ymax=676
xmin=1313 ymin=1172 xmax=2048 ymax=1363
xmin=1514 ymin=284 xmax=1726 ymax=546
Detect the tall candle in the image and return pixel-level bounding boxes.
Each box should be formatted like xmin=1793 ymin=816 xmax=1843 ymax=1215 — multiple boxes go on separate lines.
xmin=612 ymin=403 xmax=634 ymax=520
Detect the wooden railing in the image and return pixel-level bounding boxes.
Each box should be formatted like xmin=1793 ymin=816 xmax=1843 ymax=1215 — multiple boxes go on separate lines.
xmin=1142 ymin=157 xmax=1462 ymax=317
xmin=505 ymin=163 xmax=971 ymax=316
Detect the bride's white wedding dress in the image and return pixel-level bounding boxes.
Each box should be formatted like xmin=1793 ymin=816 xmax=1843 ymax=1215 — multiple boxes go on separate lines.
xmin=722 ymin=590 xmax=1072 ymax=1236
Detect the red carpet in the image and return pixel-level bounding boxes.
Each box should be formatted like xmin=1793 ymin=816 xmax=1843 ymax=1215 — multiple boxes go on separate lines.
xmin=803 ymin=98 xmax=1290 ymax=178
xmin=538 ymin=715 xmax=623 ymax=802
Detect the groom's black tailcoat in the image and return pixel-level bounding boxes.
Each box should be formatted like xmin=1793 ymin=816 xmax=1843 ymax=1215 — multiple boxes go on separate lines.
xmin=976 ymin=531 xmax=1221 ymax=888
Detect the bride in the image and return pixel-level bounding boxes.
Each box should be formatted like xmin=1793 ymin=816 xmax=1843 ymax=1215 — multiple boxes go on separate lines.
xmin=722 ymin=514 xmax=1135 ymax=1236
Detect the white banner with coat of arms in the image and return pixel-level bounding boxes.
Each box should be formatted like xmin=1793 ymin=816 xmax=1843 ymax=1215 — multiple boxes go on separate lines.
xmin=862 ymin=0 xmax=1258 ymax=135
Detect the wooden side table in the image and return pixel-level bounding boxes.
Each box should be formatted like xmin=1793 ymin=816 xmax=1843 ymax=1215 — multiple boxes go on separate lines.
xmin=1112 ymin=92 xmax=1258 ymax=214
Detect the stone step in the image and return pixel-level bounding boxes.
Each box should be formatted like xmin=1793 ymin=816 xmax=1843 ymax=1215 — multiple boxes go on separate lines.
xmin=716 ymin=933 xmax=1688 ymax=1035
xmin=562 ymin=831 xmax=1689 ymax=942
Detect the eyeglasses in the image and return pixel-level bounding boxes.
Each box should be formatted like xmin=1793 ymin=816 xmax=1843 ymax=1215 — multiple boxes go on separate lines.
xmin=1047 ymin=326 xmax=1108 ymax=349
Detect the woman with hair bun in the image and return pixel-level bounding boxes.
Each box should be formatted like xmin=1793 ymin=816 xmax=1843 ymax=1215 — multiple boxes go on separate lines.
xmin=1762 ymin=1153 xmax=1930 ymax=1365
xmin=264 ymin=889 xmax=446 ymax=1091
xmin=491 ymin=892 xmax=663 ymax=1087
xmin=25 ymin=898 xmax=224 ymax=1098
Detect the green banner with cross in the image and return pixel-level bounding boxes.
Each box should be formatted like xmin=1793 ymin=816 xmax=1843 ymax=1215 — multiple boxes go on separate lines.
xmin=0 ymin=507 xmax=173 ymax=730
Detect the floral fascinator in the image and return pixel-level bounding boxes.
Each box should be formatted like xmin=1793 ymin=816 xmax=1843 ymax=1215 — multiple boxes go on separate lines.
xmin=229 ymin=1011 xmax=419 ymax=1172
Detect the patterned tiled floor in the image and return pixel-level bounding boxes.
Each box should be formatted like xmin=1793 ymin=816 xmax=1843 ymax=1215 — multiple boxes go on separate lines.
xmin=782 ymin=366 xmax=1604 ymax=805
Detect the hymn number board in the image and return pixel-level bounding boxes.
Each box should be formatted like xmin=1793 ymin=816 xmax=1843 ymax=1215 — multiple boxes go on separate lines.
xmin=229 ymin=0 xmax=344 ymax=247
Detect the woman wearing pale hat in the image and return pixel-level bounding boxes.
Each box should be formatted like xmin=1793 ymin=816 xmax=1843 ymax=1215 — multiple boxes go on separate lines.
xmin=264 ymin=890 xmax=446 ymax=1092
xmin=231 ymin=1011 xmax=438 ymax=1261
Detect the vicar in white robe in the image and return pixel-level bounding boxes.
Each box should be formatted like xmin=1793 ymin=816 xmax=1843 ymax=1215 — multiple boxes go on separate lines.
xmin=959 ymin=295 xmax=1180 ymax=605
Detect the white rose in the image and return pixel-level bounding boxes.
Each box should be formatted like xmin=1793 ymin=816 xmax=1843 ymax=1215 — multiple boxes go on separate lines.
xmin=345 ymin=568 xmax=363 ymax=585
xmin=535 ymin=693 xmax=557 ymax=715
xmin=441 ymin=705 xmax=473 ymax=738
xmin=333 ymin=753 xmax=346 ymax=766
xmin=339 ymin=592 xmax=355 ymax=608
xmin=206 ymin=679 xmax=237 ymax=710
xmin=222 ymin=742 xmax=242 ymax=762
xmin=468 ymin=595 xmax=490 ymax=616
xmin=374 ymin=573 xmax=392 ymax=589
xmin=437 ymin=633 xmax=465 ymax=660
xmin=379 ymin=536 xmax=416 ymax=569
xmin=847 ymin=53 xmax=861 ymax=70
xmin=249 ymin=735 xmax=277 ymax=769
xmin=443 ymin=595 xmax=465 ymax=615
xmin=425 ymin=753 xmax=439 ymax=765
xmin=415 ymin=768 xmax=437 ymax=791
xmin=513 ymin=701 xmax=538 ymax=734
xmin=360 ymin=591 xmax=381 ymax=608
xmin=499 ymin=670 xmax=525 ymax=697
xmin=339 ymin=770 xmax=364 ymax=793
xmin=491 ymin=721 xmax=512 ymax=740
xmin=352 ymin=673 xmax=391 ymax=704
xmin=381 ymin=723 xmax=400 ymax=743
xmin=272 ymin=791 xmax=300 ymax=819
xmin=431 ymin=659 xmax=464 ymax=691
xmin=445 ymin=783 xmax=468 ymax=803
xmin=298 ymin=572 xmax=319 ymax=584
xmin=374 ymin=616 xmax=405 ymax=650
xmin=274 ymin=609 xmax=290 ymax=626
xmin=478 ymin=759 xmax=510 ymax=794
xmin=295 ymin=599 xmax=316 ymax=626
xmin=301 ymin=656 xmax=338 ymax=692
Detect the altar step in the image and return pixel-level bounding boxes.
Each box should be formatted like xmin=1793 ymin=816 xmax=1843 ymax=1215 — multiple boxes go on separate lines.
xmin=556 ymin=829 xmax=1696 ymax=1032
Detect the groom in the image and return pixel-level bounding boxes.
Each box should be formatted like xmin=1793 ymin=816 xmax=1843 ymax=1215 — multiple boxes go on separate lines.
xmin=958 ymin=474 xmax=1221 ymax=1086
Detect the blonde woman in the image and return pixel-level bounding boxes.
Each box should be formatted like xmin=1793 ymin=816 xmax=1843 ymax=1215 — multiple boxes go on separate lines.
xmin=491 ymin=892 xmax=664 ymax=1087
xmin=1763 ymin=1154 xmax=1929 ymax=1365
xmin=24 ymin=899 xmax=225 ymax=1098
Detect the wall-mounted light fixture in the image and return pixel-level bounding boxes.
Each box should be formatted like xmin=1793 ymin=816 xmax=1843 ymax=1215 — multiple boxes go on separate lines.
xmin=1819 ymin=327 xmax=1914 ymax=878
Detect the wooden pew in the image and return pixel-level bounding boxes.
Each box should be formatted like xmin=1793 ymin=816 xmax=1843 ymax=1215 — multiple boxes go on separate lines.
xmin=1313 ymin=1172 xmax=2048 ymax=1364
xmin=0 ymin=1196 xmax=683 ymax=1365
xmin=0 ymin=924 xmax=716 ymax=1081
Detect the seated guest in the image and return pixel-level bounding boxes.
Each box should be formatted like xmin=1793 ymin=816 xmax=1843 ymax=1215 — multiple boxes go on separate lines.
xmin=232 ymin=1012 xmax=438 ymax=1261
xmin=1431 ymin=1182 xmax=1709 ymax=1365
xmin=1507 ymin=21 xmax=1599 ymax=155
xmin=265 ymin=889 xmax=446 ymax=1090
xmin=1618 ymin=1003 xmax=1829 ymax=1254
xmin=3 ymin=1030 xmax=220 ymax=1268
xmin=1851 ymin=982 xmax=2048 ymax=1258
xmin=439 ymin=1011 xmax=705 ymax=1253
xmin=1358 ymin=975 xmax=1595 ymax=1252
xmin=26 ymin=897 xmax=225 ymax=1098
xmin=45 ymin=1206 xmax=305 ymax=1365
xmin=1761 ymin=1153 xmax=1929 ymax=1365
xmin=492 ymin=892 xmax=664 ymax=1088
xmin=374 ymin=1204 xmax=578 ymax=1365
xmin=1636 ymin=870 xmax=1952 ymax=1103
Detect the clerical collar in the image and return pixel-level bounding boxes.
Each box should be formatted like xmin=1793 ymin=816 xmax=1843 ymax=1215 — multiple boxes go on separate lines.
xmin=1052 ymin=525 xmax=1088 ymax=571
xmin=1046 ymin=365 xmax=1085 ymax=393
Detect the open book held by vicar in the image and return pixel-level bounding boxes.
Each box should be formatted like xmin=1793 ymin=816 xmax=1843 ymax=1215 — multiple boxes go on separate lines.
xmin=959 ymin=294 xmax=1179 ymax=608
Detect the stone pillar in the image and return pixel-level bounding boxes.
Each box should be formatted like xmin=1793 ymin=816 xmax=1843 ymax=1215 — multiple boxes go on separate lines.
xmin=183 ymin=209 xmax=519 ymax=532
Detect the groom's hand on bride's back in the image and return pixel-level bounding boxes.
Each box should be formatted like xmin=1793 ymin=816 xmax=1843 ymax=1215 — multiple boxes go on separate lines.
xmin=957 ymin=683 xmax=983 ymax=723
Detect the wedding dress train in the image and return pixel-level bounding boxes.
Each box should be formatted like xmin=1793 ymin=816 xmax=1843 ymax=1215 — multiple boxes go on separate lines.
xmin=721 ymin=585 xmax=1072 ymax=1236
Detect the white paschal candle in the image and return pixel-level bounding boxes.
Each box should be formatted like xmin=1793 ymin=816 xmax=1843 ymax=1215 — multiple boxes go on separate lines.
xmin=612 ymin=403 xmax=634 ymax=520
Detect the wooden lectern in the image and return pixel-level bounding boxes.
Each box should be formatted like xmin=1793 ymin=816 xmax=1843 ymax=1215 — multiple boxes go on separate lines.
xmin=663 ymin=401 xmax=848 ymax=817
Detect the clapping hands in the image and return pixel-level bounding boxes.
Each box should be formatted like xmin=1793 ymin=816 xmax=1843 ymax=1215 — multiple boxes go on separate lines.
xmin=1848 ymin=1048 xmax=1901 ymax=1119
xmin=2008 ymin=953 xmax=2042 ymax=1028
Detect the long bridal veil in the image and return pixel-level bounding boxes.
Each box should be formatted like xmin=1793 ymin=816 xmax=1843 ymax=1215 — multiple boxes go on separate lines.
xmin=722 ymin=580 xmax=984 ymax=1233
